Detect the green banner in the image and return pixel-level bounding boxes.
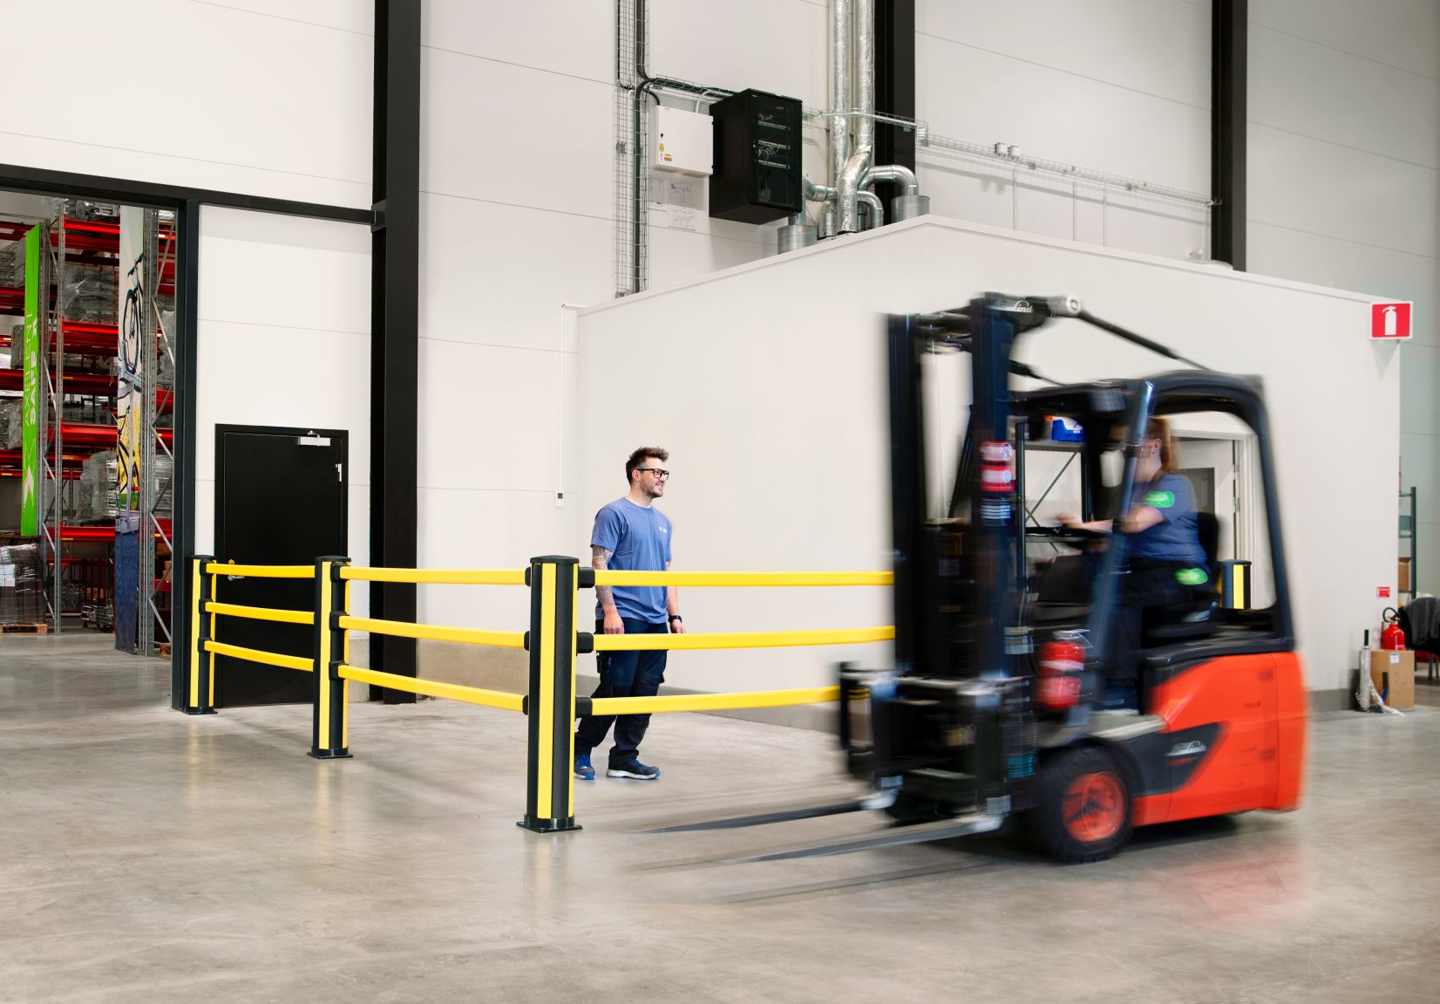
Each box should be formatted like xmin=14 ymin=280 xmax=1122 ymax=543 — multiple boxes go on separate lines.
xmin=19 ymin=226 xmax=40 ymax=536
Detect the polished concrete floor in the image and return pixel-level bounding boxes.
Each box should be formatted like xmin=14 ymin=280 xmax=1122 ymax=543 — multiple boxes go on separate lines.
xmin=2 ymin=633 xmax=1437 ymax=1004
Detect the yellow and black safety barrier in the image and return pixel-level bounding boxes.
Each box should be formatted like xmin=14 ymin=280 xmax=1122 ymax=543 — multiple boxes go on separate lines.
xmin=1218 ymin=558 xmax=1252 ymax=610
xmin=181 ymin=553 xmax=892 ymax=834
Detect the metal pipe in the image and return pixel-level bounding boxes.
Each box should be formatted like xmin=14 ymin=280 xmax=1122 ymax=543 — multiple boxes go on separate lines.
xmin=856 ymin=0 xmax=875 ymax=179
xmin=830 ymin=0 xmax=850 ymax=196
xmin=860 ymin=163 xmax=919 ymax=196
xmin=804 ymin=176 xmax=838 ymax=203
xmin=838 ymin=144 xmax=872 ymax=234
xmin=856 ymin=190 xmax=884 ymax=229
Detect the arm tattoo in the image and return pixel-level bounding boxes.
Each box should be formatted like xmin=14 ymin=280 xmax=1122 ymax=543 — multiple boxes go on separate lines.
xmin=593 ymin=546 xmax=615 ymax=608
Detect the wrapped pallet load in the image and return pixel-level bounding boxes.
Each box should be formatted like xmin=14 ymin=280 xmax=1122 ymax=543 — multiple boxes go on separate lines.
xmin=0 ymin=543 xmax=45 ymax=625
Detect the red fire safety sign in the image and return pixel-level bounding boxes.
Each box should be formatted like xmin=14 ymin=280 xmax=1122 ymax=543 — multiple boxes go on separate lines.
xmin=1371 ymin=302 xmax=1412 ymax=340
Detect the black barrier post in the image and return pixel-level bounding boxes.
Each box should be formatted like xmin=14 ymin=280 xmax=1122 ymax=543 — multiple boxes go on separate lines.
xmin=519 ymin=555 xmax=582 ymax=833
xmin=184 ymin=554 xmax=217 ymax=715
xmin=311 ymin=557 xmax=353 ymax=759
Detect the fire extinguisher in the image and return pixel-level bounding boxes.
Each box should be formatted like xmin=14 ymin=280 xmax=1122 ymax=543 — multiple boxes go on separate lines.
xmin=1381 ymin=607 xmax=1406 ymax=651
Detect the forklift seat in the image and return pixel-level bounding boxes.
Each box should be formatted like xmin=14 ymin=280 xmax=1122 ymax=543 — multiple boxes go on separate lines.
xmin=1142 ymin=510 xmax=1220 ymax=644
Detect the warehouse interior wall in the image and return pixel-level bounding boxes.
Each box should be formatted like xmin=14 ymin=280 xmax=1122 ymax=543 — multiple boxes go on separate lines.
xmin=192 ymin=207 xmax=372 ymax=620
xmin=1244 ymin=0 xmax=1440 ymax=587
xmin=5 ymin=1 xmax=1436 ymax=693
xmin=914 ymin=0 xmax=1213 ymax=259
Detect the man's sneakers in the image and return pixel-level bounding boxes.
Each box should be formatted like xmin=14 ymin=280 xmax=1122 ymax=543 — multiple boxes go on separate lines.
xmin=606 ymin=760 xmax=661 ymax=780
xmin=575 ymin=754 xmax=660 ymax=780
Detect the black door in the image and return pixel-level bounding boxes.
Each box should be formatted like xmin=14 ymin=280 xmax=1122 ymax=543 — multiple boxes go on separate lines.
xmin=215 ymin=425 xmax=346 ymax=707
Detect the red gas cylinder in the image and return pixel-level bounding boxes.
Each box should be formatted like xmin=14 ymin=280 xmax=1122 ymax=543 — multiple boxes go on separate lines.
xmin=1381 ymin=608 xmax=1406 ymax=651
xmin=1037 ymin=632 xmax=1086 ymax=709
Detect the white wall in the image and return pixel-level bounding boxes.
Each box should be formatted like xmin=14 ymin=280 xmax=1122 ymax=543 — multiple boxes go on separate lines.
xmin=1245 ymin=0 xmax=1440 ymax=594
xmin=193 ymin=206 xmax=371 ymax=616
xmin=914 ymin=0 xmax=1214 ymax=260
xmin=577 ymin=218 xmax=1399 ymax=697
xmin=412 ymin=0 xmax=839 ymax=652
xmin=7 ymin=0 xmax=1434 ymax=689
xmin=1 ymin=1 xmax=372 ymax=208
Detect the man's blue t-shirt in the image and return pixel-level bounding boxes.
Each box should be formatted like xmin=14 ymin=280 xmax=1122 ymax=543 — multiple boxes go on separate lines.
xmin=592 ymin=498 xmax=673 ymax=623
xmin=1129 ymin=471 xmax=1207 ymax=568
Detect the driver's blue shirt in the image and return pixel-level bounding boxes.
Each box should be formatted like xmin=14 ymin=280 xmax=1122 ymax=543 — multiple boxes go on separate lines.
xmin=1128 ymin=472 xmax=1206 ymax=568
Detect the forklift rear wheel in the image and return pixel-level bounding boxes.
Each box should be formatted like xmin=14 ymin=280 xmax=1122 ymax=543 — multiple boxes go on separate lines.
xmin=1030 ymin=745 xmax=1134 ymax=863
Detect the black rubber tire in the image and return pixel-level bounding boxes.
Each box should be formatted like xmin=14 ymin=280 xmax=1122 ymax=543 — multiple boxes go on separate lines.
xmin=1028 ymin=745 xmax=1134 ymax=863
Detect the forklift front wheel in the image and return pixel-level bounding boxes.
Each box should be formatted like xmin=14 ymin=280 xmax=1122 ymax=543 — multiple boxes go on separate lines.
xmin=1029 ymin=745 xmax=1134 ymax=863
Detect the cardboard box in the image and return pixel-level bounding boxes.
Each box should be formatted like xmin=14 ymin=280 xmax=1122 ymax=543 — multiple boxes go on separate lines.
xmin=1370 ymin=649 xmax=1416 ymax=711
xmin=1399 ymin=557 xmax=1411 ymax=593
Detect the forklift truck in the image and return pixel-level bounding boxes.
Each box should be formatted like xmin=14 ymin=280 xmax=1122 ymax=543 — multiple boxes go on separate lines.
xmin=835 ymin=292 xmax=1307 ymax=862
xmin=650 ymin=293 xmax=1305 ymax=865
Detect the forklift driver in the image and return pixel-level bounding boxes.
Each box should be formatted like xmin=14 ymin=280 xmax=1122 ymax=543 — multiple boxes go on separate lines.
xmin=1060 ymin=416 xmax=1209 ymax=709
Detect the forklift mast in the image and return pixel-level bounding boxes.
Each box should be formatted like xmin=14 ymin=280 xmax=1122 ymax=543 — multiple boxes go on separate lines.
xmin=887 ymin=292 xmax=1206 ymax=683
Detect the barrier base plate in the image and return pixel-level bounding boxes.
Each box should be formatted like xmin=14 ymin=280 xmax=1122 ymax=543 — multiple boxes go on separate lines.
xmin=308 ymin=749 xmax=354 ymax=760
xmin=181 ymin=707 xmax=218 ymax=716
xmin=517 ymin=816 xmax=583 ymax=834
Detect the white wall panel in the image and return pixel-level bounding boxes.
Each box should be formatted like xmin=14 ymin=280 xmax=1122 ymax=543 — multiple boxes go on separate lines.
xmin=417 ymin=339 xmax=573 ymax=495
xmin=918 ymin=0 xmax=1211 ymax=108
xmin=195 ymin=213 xmax=372 ymax=334
xmin=1250 ymin=0 xmax=1440 ymax=80
xmin=195 ymin=207 xmax=371 ymax=614
xmin=1249 ymin=222 xmax=1437 ymax=345
xmin=1249 ymin=125 xmax=1438 ymax=259
xmin=579 ymin=218 xmax=1398 ymax=696
xmin=423 ymin=0 xmax=612 ymax=84
xmin=1400 ymin=345 xmax=1440 ymax=438
xmin=415 ymin=486 xmax=583 ymax=629
xmin=649 ymin=0 xmax=829 ymax=105
xmin=647 ymin=227 xmax=772 ymax=288
xmin=1 ymin=0 xmax=370 ymax=206
xmin=419 ymin=193 xmax=612 ymax=351
xmin=916 ymin=33 xmax=1210 ymax=193
xmin=1250 ymin=25 xmax=1440 ymax=170
xmin=420 ymin=48 xmax=612 ymax=218
xmin=201 ymin=0 xmax=375 ymax=36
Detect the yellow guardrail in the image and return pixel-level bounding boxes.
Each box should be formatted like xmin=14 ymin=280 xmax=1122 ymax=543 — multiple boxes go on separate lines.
xmin=338 ymin=615 xmax=525 ymax=649
xmin=339 ymin=566 xmax=527 ymax=586
xmin=337 ymin=664 xmax=524 ymax=712
xmin=204 ymin=562 xmax=314 ymax=579
xmin=205 ymin=601 xmax=315 ymax=626
xmin=593 ymin=626 xmax=895 ymax=651
xmin=183 ymin=553 xmax=893 ymax=835
xmin=592 ymin=570 xmax=893 ymax=587
xmin=203 ymin=639 xmax=314 ymax=673
xmin=589 ymin=685 xmax=841 ymax=715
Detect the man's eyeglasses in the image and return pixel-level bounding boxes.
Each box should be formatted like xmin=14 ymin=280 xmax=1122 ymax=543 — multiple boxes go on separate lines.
xmin=637 ymin=468 xmax=670 ymax=479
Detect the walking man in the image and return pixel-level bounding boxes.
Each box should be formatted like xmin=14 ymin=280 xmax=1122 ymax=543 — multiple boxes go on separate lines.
xmin=574 ymin=446 xmax=685 ymax=780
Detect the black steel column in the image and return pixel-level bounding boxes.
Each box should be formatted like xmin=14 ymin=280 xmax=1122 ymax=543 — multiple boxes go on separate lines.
xmin=170 ymin=199 xmax=201 ymax=711
xmin=1212 ymin=0 xmax=1247 ymax=270
xmin=874 ymin=0 xmax=916 ymax=205
xmin=371 ymin=0 xmax=421 ymax=699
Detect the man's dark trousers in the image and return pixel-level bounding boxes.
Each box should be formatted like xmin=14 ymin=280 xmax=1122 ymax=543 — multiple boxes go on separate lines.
xmin=575 ymin=618 xmax=669 ymax=768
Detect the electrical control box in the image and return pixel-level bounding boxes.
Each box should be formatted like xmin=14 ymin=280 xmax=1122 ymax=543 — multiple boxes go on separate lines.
xmin=650 ymin=105 xmax=713 ymax=177
xmin=708 ymin=89 xmax=803 ymax=224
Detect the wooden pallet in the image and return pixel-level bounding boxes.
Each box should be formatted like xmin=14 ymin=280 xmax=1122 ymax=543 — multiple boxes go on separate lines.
xmin=0 ymin=622 xmax=50 ymax=635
